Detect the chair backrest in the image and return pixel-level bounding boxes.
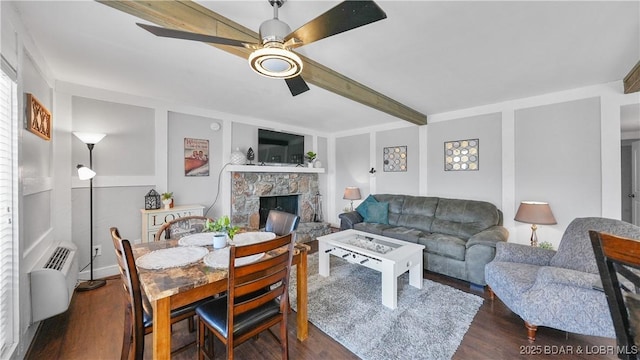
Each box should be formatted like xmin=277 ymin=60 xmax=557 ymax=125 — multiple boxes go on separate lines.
xmin=550 ymin=217 xmax=640 ymax=274
xmin=589 ymin=230 xmax=640 ymax=360
xmin=264 ymin=210 xmax=300 ymax=236
xmin=110 ymin=227 xmax=145 ymax=359
xmin=154 ymin=215 xmax=214 ymax=241
xmin=227 ymin=233 xmax=295 ymax=341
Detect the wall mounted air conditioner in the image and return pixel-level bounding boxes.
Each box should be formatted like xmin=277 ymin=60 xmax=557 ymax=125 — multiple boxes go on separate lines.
xmin=30 ymin=241 xmax=78 ymax=322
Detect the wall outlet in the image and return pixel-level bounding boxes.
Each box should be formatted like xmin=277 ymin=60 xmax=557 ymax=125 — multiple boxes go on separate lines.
xmin=93 ymin=245 xmax=102 ymax=257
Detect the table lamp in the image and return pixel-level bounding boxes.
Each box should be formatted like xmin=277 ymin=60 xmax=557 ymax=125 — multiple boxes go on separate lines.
xmin=343 ymin=187 xmax=361 ymax=211
xmin=514 ymin=201 xmax=557 ymax=247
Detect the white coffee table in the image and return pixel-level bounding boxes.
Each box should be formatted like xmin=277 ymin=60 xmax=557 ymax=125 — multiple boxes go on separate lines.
xmin=317 ymin=229 xmax=425 ymax=309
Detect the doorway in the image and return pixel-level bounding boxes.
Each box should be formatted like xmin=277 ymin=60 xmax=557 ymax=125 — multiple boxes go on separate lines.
xmin=621 ymin=103 xmax=640 ymax=226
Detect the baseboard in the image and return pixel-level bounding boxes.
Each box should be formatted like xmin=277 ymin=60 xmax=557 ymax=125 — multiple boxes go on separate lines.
xmin=78 ymin=264 xmax=119 ymax=282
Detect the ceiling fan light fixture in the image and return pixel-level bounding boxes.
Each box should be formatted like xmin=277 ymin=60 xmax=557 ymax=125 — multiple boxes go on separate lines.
xmin=249 ymin=45 xmax=302 ymax=79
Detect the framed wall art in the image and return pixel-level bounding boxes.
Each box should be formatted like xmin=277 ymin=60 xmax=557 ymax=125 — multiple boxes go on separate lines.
xmin=444 ymin=139 xmax=478 ymax=171
xmin=383 ymin=146 xmax=407 ymax=172
xmin=26 ymin=93 xmax=52 ymax=141
xmin=184 ymin=138 xmax=209 ymax=176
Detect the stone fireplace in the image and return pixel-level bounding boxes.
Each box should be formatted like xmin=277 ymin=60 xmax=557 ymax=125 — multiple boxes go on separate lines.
xmin=230 ymin=172 xmax=319 ymax=228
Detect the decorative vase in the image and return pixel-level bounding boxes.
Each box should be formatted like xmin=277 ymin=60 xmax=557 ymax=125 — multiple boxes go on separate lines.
xmin=230 ymin=147 xmax=245 ymax=165
xmin=162 ymin=199 xmax=172 ymax=210
xmin=314 ymin=160 xmax=322 ymax=168
xmin=212 ymin=233 xmax=227 ymax=249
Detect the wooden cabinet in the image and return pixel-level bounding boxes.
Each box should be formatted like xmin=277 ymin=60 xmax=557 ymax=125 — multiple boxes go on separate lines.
xmin=140 ymin=205 xmax=204 ymax=242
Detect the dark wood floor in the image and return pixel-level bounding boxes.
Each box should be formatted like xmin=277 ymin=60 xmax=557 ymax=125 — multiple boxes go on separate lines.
xmin=27 ymin=241 xmax=618 ymax=360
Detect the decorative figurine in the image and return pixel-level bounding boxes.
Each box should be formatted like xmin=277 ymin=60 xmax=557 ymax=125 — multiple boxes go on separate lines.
xmin=246 ymin=147 xmax=255 ymax=165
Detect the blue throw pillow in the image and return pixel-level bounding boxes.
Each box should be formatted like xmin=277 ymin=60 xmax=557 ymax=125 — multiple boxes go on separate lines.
xmin=364 ymin=202 xmax=389 ymax=224
xmin=356 ymin=195 xmax=378 ymax=218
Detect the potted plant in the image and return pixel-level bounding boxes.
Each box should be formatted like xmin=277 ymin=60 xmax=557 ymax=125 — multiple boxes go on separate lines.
xmin=204 ymin=215 xmax=240 ymax=248
xmin=305 ymin=151 xmax=317 ymax=167
xmin=161 ymin=192 xmax=173 ymax=209
xmin=538 ymin=241 xmax=554 ymax=250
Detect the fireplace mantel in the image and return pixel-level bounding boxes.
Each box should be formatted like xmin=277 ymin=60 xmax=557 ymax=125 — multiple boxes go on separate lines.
xmin=226 ymin=165 xmax=325 ymax=173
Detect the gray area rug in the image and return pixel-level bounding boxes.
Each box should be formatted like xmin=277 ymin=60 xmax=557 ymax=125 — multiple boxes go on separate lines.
xmin=289 ymin=253 xmax=483 ymax=360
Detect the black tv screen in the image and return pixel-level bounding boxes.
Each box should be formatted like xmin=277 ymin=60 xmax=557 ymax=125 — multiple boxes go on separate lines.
xmin=258 ymin=129 xmax=304 ymax=165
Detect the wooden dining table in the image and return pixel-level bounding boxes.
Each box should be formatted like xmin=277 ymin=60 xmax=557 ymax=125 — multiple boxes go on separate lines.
xmin=131 ymin=236 xmax=309 ymax=359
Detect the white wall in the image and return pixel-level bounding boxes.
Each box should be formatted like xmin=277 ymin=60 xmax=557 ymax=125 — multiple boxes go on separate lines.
xmin=335 ymin=133 xmax=370 ymax=221
xmin=333 ymin=82 xmax=640 ymax=249
xmin=167 ymin=111 xmax=225 ymax=217
xmin=2 ymin=3 xmax=58 ymax=357
xmin=427 ymin=112 xmax=502 ymax=206
xmin=514 ymin=97 xmax=602 ymax=243
xmin=69 ymin=96 xmax=156 ymax=278
xmin=375 ymin=126 xmax=420 ymax=195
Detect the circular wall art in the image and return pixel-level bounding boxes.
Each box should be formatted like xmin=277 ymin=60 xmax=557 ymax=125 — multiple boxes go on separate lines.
xmin=444 ymin=139 xmax=479 ymax=171
xmin=383 ymin=146 xmax=407 ymax=172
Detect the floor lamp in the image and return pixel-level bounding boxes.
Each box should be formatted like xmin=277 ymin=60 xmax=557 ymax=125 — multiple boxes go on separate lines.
xmin=74 ymin=132 xmax=107 ymax=291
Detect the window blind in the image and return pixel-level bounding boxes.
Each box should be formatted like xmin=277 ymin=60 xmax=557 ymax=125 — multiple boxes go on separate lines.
xmin=0 ymin=59 xmax=18 ymax=357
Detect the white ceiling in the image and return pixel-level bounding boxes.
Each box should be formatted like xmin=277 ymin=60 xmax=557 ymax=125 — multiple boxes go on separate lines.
xmin=9 ymin=1 xmax=640 ymax=134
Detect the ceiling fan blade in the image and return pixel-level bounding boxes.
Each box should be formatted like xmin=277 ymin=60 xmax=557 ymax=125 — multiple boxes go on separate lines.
xmin=285 ymin=76 xmax=310 ymax=96
xmin=284 ymin=0 xmax=387 ymax=48
xmin=137 ymin=23 xmax=258 ymax=49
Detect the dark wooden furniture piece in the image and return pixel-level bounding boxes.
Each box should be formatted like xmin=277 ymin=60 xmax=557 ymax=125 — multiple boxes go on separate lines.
xmin=590 ymin=230 xmax=640 ymax=360
xmin=264 ymin=210 xmax=300 ymax=237
xmin=153 ymin=215 xmax=214 ymax=241
xmin=110 ymin=227 xmax=201 ymax=359
xmin=195 ymin=233 xmax=295 ymax=359
xmin=130 ymin=235 xmax=309 ymax=359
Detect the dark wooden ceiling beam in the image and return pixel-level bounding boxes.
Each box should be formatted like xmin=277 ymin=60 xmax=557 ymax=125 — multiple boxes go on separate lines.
xmin=98 ymin=0 xmax=427 ymax=125
xmin=624 ymin=60 xmax=640 ymax=94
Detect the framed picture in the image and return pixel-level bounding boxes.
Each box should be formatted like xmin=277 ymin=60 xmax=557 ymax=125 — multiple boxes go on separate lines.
xmin=444 ymin=139 xmax=479 ymax=171
xmin=26 ymin=93 xmax=52 ymax=141
xmin=383 ymin=146 xmax=407 ymax=172
xmin=184 ymin=138 xmax=209 ymax=176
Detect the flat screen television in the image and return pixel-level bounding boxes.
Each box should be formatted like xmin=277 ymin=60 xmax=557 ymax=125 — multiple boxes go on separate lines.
xmin=258 ymin=129 xmax=304 ymax=165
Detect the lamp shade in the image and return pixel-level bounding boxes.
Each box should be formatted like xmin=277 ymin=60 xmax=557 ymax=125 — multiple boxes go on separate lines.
xmin=343 ymin=187 xmax=362 ymax=201
xmin=76 ymin=164 xmax=96 ymax=180
xmin=514 ymin=201 xmax=557 ymax=225
xmin=73 ymin=132 xmax=106 ymax=145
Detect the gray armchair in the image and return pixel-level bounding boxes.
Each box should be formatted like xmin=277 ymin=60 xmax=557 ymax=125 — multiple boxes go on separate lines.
xmin=485 ymin=217 xmax=640 ymax=341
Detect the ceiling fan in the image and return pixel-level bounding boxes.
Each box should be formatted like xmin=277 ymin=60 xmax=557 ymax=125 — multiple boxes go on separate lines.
xmin=136 ymin=0 xmax=386 ymax=97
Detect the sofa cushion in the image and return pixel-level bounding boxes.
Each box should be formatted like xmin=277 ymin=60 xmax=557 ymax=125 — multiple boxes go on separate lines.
xmin=353 ymin=222 xmax=393 ymax=235
xmin=356 ymin=195 xmax=378 ymax=219
xmin=418 ymin=233 xmax=467 ymax=261
xmin=391 ymin=195 xmax=438 ymax=233
xmin=381 ymin=227 xmax=424 ymax=243
xmin=401 ymin=196 xmax=439 ymax=216
xmin=373 ymin=194 xmax=406 ymax=225
xmin=364 ymin=202 xmax=389 ymax=224
xmin=430 ymin=198 xmax=499 ymax=240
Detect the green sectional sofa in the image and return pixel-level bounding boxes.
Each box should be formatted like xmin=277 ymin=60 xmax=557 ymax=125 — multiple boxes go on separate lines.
xmin=339 ymin=194 xmax=509 ymax=287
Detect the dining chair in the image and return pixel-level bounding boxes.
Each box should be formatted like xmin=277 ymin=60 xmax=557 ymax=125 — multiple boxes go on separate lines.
xmin=195 ymin=233 xmax=295 ymax=360
xmin=589 ymin=230 xmax=640 ymax=360
xmin=265 ymin=210 xmax=300 ymax=238
xmin=110 ymin=227 xmax=204 ymax=359
xmin=154 ymin=215 xmax=214 ymax=241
